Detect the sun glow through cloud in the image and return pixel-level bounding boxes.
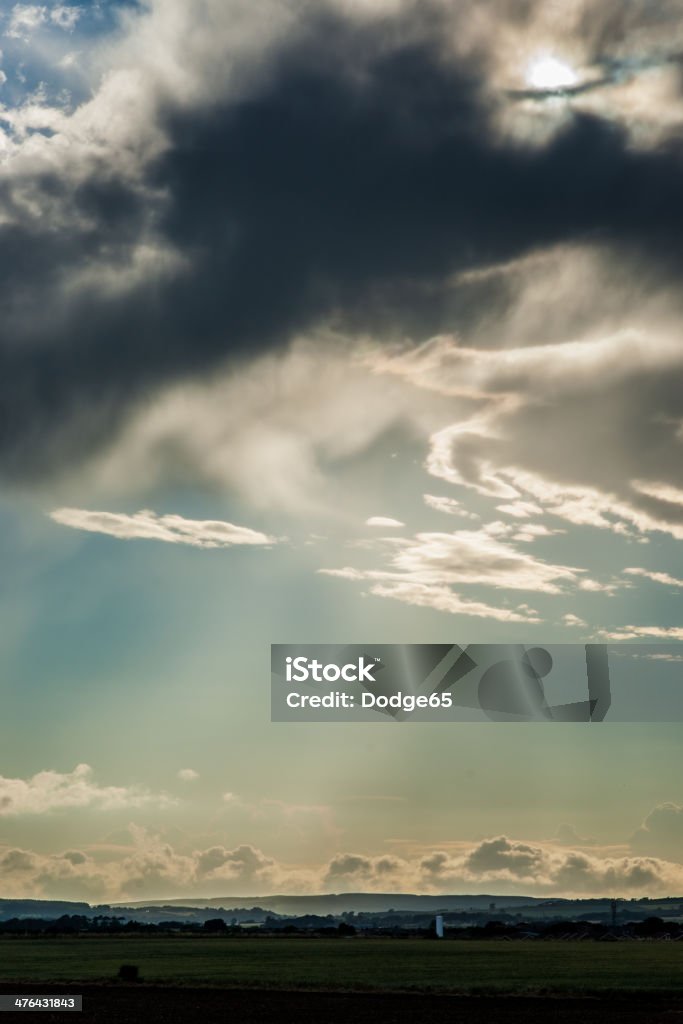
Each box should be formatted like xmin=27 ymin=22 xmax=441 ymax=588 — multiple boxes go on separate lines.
xmin=526 ymin=56 xmax=578 ymax=91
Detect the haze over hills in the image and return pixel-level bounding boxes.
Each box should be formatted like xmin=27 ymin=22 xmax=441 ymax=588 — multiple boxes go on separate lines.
xmin=2 ymin=894 xmax=682 ymax=924
xmin=117 ymin=894 xmax=557 ymax=915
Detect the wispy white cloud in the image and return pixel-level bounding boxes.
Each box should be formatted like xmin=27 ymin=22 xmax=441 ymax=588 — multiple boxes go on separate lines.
xmin=5 ymin=4 xmax=47 ymax=41
xmin=50 ymin=5 xmax=81 ymax=31
xmin=513 ymin=471 xmax=683 ymax=540
xmin=361 ymin=581 xmax=542 ymax=623
xmin=603 ymin=625 xmax=683 ymax=640
xmin=631 ymin=480 xmax=683 ymax=506
xmin=76 ymin=339 xmax=451 ymax=516
xmin=497 ymin=500 xmax=545 ymax=519
xmin=320 ymin=515 xmax=624 ymax=620
xmin=368 ymin=313 xmax=683 ymax=544
xmin=371 ymin=329 xmax=681 ymax=401
xmin=49 ymin=508 xmax=278 ymax=548
xmin=562 ymin=613 xmax=587 ymax=628
xmin=512 ymin=523 xmax=566 ymax=543
xmin=384 ymin=528 xmax=582 ymax=592
xmin=177 ymin=769 xmax=200 ymax=783
xmin=365 ymin=516 xmax=405 ymax=528
xmin=625 ymin=567 xmax=683 ymax=588
xmin=424 ymin=494 xmax=479 ymax=520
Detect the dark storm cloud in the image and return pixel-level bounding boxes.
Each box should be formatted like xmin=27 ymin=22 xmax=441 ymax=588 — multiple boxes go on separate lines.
xmin=2 ymin=7 xmax=683 ymax=480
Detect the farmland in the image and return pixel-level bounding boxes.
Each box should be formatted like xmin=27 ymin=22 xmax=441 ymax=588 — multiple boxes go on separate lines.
xmin=0 ymin=935 xmax=681 ymax=995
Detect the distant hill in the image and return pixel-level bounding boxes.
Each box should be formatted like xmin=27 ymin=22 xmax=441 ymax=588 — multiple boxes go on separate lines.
xmin=112 ymin=893 xmax=683 ymax=916
xmin=0 ymin=898 xmax=98 ymax=919
xmin=1 ymin=893 xmax=681 ymax=924
xmin=115 ymin=893 xmax=547 ymax=915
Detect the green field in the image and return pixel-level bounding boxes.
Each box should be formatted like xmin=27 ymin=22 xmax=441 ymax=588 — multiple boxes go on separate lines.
xmin=0 ymin=937 xmax=682 ymax=995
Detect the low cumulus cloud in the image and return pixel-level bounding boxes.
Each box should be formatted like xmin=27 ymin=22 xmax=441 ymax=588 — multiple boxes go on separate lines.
xmin=0 ymin=764 xmax=172 ymax=816
xmin=324 ymin=852 xmax=410 ymax=886
xmin=418 ymin=836 xmax=683 ymax=895
xmin=194 ymin=844 xmax=274 ymax=882
xmin=554 ymin=823 xmax=597 ymax=846
xmin=631 ymin=803 xmax=683 ymax=860
xmin=0 ymin=832 xmax=292 ymax=902
xmin=2 ymin=827 xmax=683 ymax=901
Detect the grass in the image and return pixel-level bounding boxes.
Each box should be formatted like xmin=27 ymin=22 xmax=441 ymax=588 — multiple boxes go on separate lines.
xmin=0 ymin=936 xmax=682 ymax=994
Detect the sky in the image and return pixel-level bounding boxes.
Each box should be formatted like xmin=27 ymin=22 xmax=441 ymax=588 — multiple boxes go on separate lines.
xmin=0 ymin=0 xmax=682 ymax=903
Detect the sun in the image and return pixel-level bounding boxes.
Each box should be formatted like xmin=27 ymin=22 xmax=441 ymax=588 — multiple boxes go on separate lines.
xmin=526 ymin=56 xmax=578 ymax=91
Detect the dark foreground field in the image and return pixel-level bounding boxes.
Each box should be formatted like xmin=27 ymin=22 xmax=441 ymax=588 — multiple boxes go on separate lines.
xmin=2 ymin=937 xmax=683 ymax=1021
xmin=2 ymin=986 xmax=683 ymax=1024
xmin=1 ymin=936 xmax=682 ymax=994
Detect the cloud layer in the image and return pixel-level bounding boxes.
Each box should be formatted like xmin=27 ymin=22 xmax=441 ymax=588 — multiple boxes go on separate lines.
xmin=2 ymin=828 xmax=682 ymax=903
xmin=1 ymin=0 xmax=683 ymax=489
xmin=0 ymin=0 xmax=679 ymax=642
